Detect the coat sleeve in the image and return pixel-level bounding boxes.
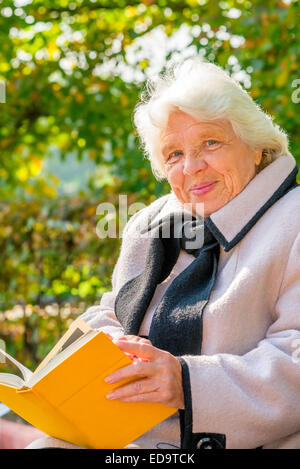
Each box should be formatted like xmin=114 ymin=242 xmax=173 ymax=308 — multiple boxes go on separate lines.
xmin=180 ymin=231 xmax=300 ymax=449
xmin=79 ymin=209 xmax=143 ymax=338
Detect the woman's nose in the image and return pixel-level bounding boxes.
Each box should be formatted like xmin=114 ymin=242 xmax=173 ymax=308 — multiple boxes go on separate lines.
xmin=182 ymin=153 xmax=208 ymax=176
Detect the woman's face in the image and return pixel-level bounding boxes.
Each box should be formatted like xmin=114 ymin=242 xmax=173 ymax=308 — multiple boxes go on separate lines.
xmin=160 ymin=110 xmax=262 ymax=218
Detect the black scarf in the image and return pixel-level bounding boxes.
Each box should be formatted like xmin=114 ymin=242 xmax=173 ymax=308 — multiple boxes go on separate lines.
xmin=115 ymin=211 xmax=219 ymax=356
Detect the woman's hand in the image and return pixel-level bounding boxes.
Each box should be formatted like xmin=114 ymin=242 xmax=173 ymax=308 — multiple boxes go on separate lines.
xmin=104 ymin=336 xmax=184 ymax=409
xmin=112 ymin=335 xmax=152 ymax=361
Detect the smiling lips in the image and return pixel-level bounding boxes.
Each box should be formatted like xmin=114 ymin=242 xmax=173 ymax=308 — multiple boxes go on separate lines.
xmin=189 ymin=182 xmax=217 ymax=195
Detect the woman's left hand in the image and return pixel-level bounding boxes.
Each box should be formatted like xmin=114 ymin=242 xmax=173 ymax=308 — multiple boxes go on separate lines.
xmin=104 ymin=337 xmax=184 ymax=409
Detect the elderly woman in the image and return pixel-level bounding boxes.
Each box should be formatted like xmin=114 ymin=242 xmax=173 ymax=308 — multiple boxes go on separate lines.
xmin=29 ymin=57 xmax=300 ymax=449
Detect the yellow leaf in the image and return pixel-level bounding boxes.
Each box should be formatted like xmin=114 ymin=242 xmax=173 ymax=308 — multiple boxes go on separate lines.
xmin=23 ymin=66 xmax=32 ymax=76
xmin=275 ymin=68 xmax=289 ymax=87
xmin=86 ymin=206 xmax=96 ymax=217
xmin=251 ymin=87 xmax=259 ymax=98
xmin=186 ymin=0 xmax=199 ymax=6
xmin=42 ymin=184 xmax=57 ymax=197
xmin=125 ymin=6 xmax=136 ymax=17
xmin=33 ymin=222 xmax=44 ymax=232
xmin=139 ymin=59 xmax=149 ymax=70
xmin=48 ymin=39 xmax=59 ymax=61
xmin=75 ymin=93 xmax=84 ymax=103
xmin=287 ymin=109 xmax=295 ymax=117
xmin=16 ymin=166 xmax=29 ymax=182
xmin=29 ymin=157 xmax=43 ymax=177
xmin=0 ymin=63 xmax=10 ymax=72
xmin=120 ymin=93 xmax=129 ymax=107
xmin=78 ymin=138 xmax=86 ymax=148
xmin=98 ymin=82 xmax=108 ymax=92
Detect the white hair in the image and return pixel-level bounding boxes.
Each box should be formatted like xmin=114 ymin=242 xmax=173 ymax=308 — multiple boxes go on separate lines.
xmin=133 ymin=57 xmax=290 ymax=181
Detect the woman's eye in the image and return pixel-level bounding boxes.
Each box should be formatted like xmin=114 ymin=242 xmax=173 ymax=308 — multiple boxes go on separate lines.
xmin=169 ymin=150 xmax=183 ymax=159
xmin=206 ymin=139 xmax=218 ymax=147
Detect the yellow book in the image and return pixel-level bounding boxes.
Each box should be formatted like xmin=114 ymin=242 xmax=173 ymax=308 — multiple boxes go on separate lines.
xmin=0 ymin=319 xmax=177 ymax=448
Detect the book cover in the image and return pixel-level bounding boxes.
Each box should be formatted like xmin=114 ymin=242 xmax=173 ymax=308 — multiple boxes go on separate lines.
xmin=0 ymin=328 xmax=177 ymax=448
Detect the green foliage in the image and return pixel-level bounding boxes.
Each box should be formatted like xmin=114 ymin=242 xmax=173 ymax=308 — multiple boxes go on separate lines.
xmin=0 ymin=196 xmax=119 ymax=308
xmin=0 ymin=0 xmax=299 ymax=368
xmin=0 ymin=195 xmax=119 ymax=368
xmin=0 ymin=0 xmax=299 ymax=198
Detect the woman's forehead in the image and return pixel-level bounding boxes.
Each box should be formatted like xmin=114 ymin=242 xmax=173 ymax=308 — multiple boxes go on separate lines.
xmin=161 ymin=114 xmax=233 ymax=142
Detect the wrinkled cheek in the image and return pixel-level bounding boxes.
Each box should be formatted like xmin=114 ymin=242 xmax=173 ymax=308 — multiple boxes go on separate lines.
xmin=166 ymin=166 xmax=188 ymax=202
xmin=222 ymin=172 xmax=238 ymax=198
xmin=166 ymin=164 xmax=183 ymax=187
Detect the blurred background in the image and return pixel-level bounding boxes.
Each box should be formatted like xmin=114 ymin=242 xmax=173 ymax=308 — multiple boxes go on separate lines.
xmin=0 ymin=0 xmax=299 ymax=371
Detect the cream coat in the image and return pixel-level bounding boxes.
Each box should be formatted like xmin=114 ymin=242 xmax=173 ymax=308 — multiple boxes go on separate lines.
xmin=80 ymin=153 xmax=300 ymax=449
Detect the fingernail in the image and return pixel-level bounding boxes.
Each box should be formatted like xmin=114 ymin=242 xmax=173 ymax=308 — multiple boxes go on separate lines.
xmin=106 ymin=392 xmax=116 ymax=400
xmin=104 ymin=376 xmax=113 ymax=383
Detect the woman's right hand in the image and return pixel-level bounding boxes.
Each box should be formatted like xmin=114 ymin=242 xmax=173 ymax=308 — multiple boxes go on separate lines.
xmin=104 ymin=338 xmax=184 ymax=409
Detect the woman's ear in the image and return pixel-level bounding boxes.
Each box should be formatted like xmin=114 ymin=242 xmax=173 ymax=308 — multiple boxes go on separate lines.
xmin=254 ymin=148 xmax=263 ymax=166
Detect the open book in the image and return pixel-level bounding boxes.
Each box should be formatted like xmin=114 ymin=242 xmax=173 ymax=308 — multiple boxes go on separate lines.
xmin=0 ymin=319 xmax=177 ymax=448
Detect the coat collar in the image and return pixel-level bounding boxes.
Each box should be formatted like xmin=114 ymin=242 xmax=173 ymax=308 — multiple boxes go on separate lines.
xmin=150 ymin=154 xmax=298 ymax=252
xmin=206 ymin=154 xmax=298 ymax=251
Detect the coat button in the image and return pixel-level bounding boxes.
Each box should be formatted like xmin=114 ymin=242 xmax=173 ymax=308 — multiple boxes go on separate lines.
xmin=196 ymin=437 xmax=213 ymax=449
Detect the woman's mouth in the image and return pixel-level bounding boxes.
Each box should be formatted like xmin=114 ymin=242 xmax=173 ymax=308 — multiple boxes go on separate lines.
xmin=189 ymin=182 xmax=217 ymax=195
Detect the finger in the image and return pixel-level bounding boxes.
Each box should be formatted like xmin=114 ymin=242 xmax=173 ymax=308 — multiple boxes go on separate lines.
xmin=116 ymin=335 xmax=139 ymax=341
xmin=106 ymin=378 xmax=158 ymax=401
xmin=115 ymin=339 xmax=158 ymax=360
xmin=124 ymin=353 xmax=147 ymax=363
xmin=138 ymin=337 xmax=152 ymax=346
xmin=124 ymin=352 xmax=135 ymax=361
xmin=105 ymin=360 xmax=155 ymax=384
xmin=115 ymin=335 xmax=152 ymax=346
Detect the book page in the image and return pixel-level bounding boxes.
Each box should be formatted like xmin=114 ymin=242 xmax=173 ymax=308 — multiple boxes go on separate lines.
xmin=0 ymin=348 xmax=32 ymax=387
xmin=33 ymin=318 xmax=93 ymax=375
xmin=0 ymin=373 xmax=25 ymax=389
